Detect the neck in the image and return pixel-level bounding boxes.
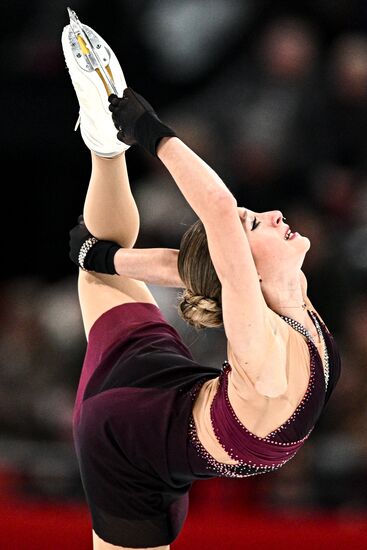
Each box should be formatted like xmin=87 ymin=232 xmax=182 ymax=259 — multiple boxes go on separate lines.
xmin=260 ymin=272 xmax=307 ymax=323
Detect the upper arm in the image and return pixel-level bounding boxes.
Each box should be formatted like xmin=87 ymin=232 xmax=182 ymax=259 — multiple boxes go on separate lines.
xmin=203 ymin=199 xmax=275 ymax=371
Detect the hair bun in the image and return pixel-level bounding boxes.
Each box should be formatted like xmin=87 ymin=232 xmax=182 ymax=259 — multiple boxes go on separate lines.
xmin=178 ymin=289 xmax=223 ymax=329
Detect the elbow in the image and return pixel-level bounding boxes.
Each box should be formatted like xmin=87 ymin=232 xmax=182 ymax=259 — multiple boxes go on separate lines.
xmin=198 ymin=190 xmax=237 ymax=227
xmin=213 ymin=191 xmax=237 ymax=209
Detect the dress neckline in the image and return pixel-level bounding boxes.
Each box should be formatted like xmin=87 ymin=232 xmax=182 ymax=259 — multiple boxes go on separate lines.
xmin=219 ymin=310 xmax=329 ymax=444
xmin=279 ymin=310 xmax=330 ymax=391
xmin=279 ymin=310 xmax=318 ymax=344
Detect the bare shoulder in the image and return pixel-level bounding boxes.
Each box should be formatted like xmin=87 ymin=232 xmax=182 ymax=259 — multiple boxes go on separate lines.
xmin=227 ymin=306 xmax=290 ymax=362
xmin=227 ymin=307 xmax=291 ymax=398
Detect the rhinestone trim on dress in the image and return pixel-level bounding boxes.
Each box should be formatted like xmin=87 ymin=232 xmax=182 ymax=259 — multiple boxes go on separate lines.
xmin=188 ymin=360 xmax=310 ymax=478
xmin=187 ymin=309 xmax=330 ymax=478
xmin=188 ymin=415 xmax=289 ymax=478
xmin=308 ymin=311 xmax=329 ymax=390
xmin=214 ymin=361 xmax=313 ymax=444
xmin=280 ymin=311 xmax=329 ymax=391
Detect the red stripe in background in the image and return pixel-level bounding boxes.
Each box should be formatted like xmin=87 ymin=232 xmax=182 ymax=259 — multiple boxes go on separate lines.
xmin=1 ymin=476 xmax=366 ymax=549
xmin=1 ymin=503 xmax=367 ymax=549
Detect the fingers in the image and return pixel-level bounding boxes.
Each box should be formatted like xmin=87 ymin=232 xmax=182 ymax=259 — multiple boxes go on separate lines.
xmin=108 ymin=95 xmax=128 ymax=130
xmin=108 ymin=94 xmax=120 ymax=108
xmin=111 ymin=109 xmax=122 ymax=130
xmin=107 ymin=87 xmax=143 ymax=145
xmin=108 ymin=87 xmax=131 ymax=109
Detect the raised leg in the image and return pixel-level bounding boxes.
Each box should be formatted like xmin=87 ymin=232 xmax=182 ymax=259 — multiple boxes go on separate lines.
xmin=78 ymin=151 xmax=158 ymax=338
xmin=84 ymin=151 xmax=140 ymax=248
xmin=62 ymin=20 xmax=157 ymax=338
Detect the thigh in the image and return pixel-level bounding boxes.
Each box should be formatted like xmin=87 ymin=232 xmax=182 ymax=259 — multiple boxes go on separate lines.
xmin=78 ymin=270 xmax=158 ymax=339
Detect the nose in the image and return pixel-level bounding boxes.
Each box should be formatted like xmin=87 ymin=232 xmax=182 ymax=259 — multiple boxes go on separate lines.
xmin=269 ymin=210 xmax=284 ymax=226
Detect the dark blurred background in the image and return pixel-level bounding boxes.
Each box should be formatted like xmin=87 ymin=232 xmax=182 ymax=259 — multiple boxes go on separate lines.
xmin=1 ymin=1 xmax=367 ymax=548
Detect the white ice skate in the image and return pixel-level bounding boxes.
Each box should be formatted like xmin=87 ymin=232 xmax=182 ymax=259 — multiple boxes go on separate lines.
xmin=62 ymin=7 xmax=129 ymax=157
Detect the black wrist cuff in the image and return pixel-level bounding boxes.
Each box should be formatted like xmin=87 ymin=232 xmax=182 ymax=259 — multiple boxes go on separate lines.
xmin=84 ymin=241 xmax=121 ymax=274
xmin=135 ymin=111 xmax=176 ymax=156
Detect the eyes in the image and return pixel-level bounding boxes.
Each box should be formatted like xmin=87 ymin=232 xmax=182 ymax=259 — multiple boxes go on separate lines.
xmin=250 ymin=215 xmax=287 ymax=231
xmin=251 ymin=217 xmax=261 ymax=231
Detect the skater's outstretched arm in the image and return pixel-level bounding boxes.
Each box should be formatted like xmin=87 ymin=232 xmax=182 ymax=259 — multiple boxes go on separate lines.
xmin=108 ymin=89 xmax=288 ymax=395
xmin=114 ymin=248 xmax=183 ymax=287
xmin=69 ymin=218 xmax=183 ymax=287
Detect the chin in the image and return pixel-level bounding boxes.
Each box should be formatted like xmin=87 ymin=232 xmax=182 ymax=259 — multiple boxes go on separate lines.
xmin=302 ymin=236 xmax=311 ymax=251
xmin=293 ymin=233 xmax=311 ymax=250
xmin=293 ymin=235 xmax=310 ymax=264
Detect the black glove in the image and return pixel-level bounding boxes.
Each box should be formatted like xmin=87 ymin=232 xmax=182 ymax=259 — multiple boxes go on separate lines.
xmin=69 ymin=216 xmax=121 ymax=274
xmin=108 ymin=87 xmax=176 ymax=156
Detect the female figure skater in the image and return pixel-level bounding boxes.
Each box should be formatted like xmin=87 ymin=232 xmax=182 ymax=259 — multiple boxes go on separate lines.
xmin=62 ymin=19 xmax=341 ymax=550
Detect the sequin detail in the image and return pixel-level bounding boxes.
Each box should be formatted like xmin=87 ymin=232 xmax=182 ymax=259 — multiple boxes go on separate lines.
xmin=187 ymin=310 xmax=329 ymax=477
xmin=188 ymin=415 xmax=289 ymax=478
xmin=308 ymin=311 xmax=329 ymax=390
xmin=280 ymin=311 xmax=329 ymax=391
xmin=213 ymin=362 xmax=313 ymax=444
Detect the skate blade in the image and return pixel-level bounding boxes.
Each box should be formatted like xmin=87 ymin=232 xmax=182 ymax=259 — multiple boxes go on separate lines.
xmin=67 ymin=7 xmax=118 ymax=96
xmin=67 ymin=7 xmax=119 ymax=132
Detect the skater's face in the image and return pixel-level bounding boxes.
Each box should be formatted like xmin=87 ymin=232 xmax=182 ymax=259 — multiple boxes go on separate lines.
xmin=238 ymin=207 xmax=310 ymax=274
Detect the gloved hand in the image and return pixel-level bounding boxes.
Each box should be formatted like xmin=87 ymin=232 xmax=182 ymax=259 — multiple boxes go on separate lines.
xmin=108 ymin=87 xmax=176 ymax=156
xmin=69 ymin=216 xmax=121 ymax=274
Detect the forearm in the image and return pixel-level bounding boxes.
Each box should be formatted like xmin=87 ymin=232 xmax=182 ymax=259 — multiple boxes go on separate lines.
xmin=157 ymin=137 xmax=236 ymax=221
xmin=113 ymin=247 xmax=183 ymax=287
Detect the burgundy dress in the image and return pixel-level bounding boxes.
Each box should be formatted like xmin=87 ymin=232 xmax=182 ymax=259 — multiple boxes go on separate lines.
xmin=73 ymin=302 xmax=341 ymax=548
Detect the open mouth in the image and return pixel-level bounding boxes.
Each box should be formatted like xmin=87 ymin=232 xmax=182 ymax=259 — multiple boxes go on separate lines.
xmin=284 ymin=227 xmax=299 ymax=241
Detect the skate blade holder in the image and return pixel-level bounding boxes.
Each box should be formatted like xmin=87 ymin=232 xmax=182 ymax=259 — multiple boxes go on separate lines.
xmin=67 ymin=7 xmax=118 ymax=130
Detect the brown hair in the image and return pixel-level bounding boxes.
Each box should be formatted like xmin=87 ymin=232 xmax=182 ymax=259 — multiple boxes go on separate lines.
xmin=177 ymin=219 xmax=223 ymax=329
